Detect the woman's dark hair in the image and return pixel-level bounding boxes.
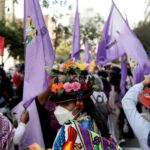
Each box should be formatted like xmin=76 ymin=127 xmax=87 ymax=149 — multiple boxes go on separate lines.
xmin=0 ymin=68 xmax=6 ymax=78
xmin=109 ymin=71 xmax=121 ymax=93
xmin=82 ymin=96 xmax=110 ymax=138
xmin=127 ymin=68 xmax=132 ymax=76
xmin=97 ymin=71 xmax=111 ymax=98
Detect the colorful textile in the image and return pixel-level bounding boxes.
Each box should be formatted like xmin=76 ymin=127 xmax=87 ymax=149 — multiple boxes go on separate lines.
xmin=76 ymin=113 xmax=99 ymax=133
xmin=52 ymin=120 xmax=122 ymax=150
xmin=0 ymin=113 xmax=14 ymax=150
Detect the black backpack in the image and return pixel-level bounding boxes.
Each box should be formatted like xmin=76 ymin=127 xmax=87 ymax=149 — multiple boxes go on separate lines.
xmin=91 ymin=93 xmax=110 ymax=119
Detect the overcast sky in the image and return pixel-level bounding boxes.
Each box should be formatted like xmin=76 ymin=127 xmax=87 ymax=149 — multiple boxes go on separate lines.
xmin=15 ymin=0 xmax=146 ymax=28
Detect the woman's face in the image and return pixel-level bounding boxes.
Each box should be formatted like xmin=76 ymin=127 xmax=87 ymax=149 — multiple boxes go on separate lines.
xmin=54 ymin=101 xmax=81 ymax=125
xmin=60 ymin=101 xmax=81 ymax=116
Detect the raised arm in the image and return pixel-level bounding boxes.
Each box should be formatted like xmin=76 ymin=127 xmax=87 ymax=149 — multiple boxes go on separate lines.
xmin=37 ymin=76 xmax=54 ymax=105
xmin=122 ymin=75 xmax=150 ymax=149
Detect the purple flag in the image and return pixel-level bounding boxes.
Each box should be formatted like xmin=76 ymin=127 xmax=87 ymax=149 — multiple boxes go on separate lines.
xmin=18 ymin=0 xmax=55 ymax=148
xmin=120 ymin=54 xmax=127 ymax=95
xmin=96 ymin=1 xmax=149 ymax=68
xmin=96 ymin=39 xmax=107 ymax=65
xmin=71 ymin=0 xmax=80 ymax=60
xmin=133 ymin=65 xmax=144 ymax=84
xmin=23 ymin=98 xmax=34 ymax=109
xmin=84 ymin=39 xmax=92 ymax=63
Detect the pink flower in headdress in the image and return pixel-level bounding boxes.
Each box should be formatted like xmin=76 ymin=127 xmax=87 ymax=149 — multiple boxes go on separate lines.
xmin=72 ymin=82 xmax=81 ymax=91
xmin=63 ymin=82 xmax=72 ymax=92
xmin=59 ymin=64 xmax=64 ymax=72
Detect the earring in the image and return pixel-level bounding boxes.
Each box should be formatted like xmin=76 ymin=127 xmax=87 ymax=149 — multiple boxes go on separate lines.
xmin=76 ymin=101 xmax=80 ymax=108
xmin=76 ymin=101 xmax=84 ymax=109
xmin=79 ymin=101 xmax=84 ymax=109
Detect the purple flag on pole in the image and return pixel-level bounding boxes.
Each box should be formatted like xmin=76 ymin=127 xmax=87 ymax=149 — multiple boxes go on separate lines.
xmin=96 ymin=39 xmax=107 ymax=65
xmin=120 ymin=54 xmax=127 ymax=95
xmin=18 ymin=0 xmax=55 ymax=148
xmin=23 ymin=98 xmax=34 ymax=109
xmin=71 ymin=0 xmax=80 ymax=60
xmin=84 ymin=39 xmax=92 ymax=63
xmin=96 ymin=1 xmax=149 ymax=68
xmin=133 ymin=65 xmax=144 ymax=84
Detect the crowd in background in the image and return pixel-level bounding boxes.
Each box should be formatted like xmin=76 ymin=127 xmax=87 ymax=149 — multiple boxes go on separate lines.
xmin=0 ymin=64 xmax=24 ymax=109
xmin=0 ymin=62 xmax=143 ymax=149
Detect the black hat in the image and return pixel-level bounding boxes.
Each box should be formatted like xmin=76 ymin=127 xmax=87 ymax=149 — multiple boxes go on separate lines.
xmin=46 ymin=61 xmax=97 ymax=104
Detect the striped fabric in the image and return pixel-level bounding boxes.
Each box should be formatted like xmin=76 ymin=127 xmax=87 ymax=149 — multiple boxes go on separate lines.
xmin=0 ymin=113 xmax=14 ymax=150
xmin=53 ymin=120 xmax=122 ymax=150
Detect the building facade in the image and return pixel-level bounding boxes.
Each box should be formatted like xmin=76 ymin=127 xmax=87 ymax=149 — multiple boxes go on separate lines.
xmin=0 ymin=0 xmax=5 ymax=19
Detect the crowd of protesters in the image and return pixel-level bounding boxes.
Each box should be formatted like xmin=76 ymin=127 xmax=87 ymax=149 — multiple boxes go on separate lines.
xmin=1 ymin=61 xmax=149 ymax=150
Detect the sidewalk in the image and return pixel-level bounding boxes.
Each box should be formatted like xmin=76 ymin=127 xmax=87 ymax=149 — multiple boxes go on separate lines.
xmin=121 ymin=137 xmax=141 ymax=150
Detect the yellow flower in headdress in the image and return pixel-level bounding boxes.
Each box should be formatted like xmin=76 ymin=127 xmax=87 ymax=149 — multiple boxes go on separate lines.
xmin=89 ymin=60 xmax=96 ymax=73
xmin=76 ymin=62 xmax=87 ymax=71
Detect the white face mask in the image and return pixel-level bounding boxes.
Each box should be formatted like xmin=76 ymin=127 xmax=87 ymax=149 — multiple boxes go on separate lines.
xmin=54 ymin=106 xmax=74 ymax=125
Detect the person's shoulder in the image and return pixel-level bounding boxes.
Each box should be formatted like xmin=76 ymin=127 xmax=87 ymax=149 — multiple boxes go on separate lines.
xmin=0 ymin=113 xmax=8 ymax=120
xmin=0 ymin=113 xmax=13 ymax=134
xmin=0 ymin=113 xmax=12 ymax=125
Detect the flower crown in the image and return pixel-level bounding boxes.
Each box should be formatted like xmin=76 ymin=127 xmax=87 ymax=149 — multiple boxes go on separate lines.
xmin=45 ymin=61 xmax=99 ymax=97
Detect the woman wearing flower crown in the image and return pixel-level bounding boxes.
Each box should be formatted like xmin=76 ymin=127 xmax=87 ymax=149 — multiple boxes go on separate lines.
xmin=37 ymin=61 xmax=121 ymax=150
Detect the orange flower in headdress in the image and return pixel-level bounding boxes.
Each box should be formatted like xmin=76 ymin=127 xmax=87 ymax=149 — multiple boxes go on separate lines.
xmin=51 ymin=83 xmax=58 ymax=93
xmin=51 ymin=82 xmax=64 ymax=93
xmin=57 ymin=82 xmax=64 ymax=89
xmin=63 ymin=61 xmax=76 ymax=69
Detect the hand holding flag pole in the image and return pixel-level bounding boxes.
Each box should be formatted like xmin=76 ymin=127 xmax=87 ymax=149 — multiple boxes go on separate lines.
xmin=17 ymin=0 xmax=55 ymax=148
xmin=23 ymin=98 xmax=35 ymax=110
xmin=22 ymin=75 xmax=55 ymax=109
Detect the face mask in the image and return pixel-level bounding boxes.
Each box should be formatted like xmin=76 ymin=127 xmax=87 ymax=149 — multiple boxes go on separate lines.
xmin=54 ymin=106 xmax=74 ymax=125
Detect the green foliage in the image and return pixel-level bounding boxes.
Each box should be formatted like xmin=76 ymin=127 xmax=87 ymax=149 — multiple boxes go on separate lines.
xmin=42 ymin=0 xmax=49 ymax=8
xmin=80 ymin=13 xmax=104 ymax=42
xmin=52 ymin=22 xmax=72 ymax=59
xmin=10 ymin=0 xmax=103 ymax=61
xmin=56 ymin=41 xmax=71 ymax=57
xmin=0 ymin=19 xmax=24 ymax=60
xmin=13 ymin=0 xmax=18 ymax=4
xmin=54 ymin=12 xmax=103 ymax=60
xmin=80 ymin=13 xmax=103 ymax=56
xmin=134 ymin=21 xmax=150 ymax=56
xmin=42 ymin=0 xmax=72 ymax=19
